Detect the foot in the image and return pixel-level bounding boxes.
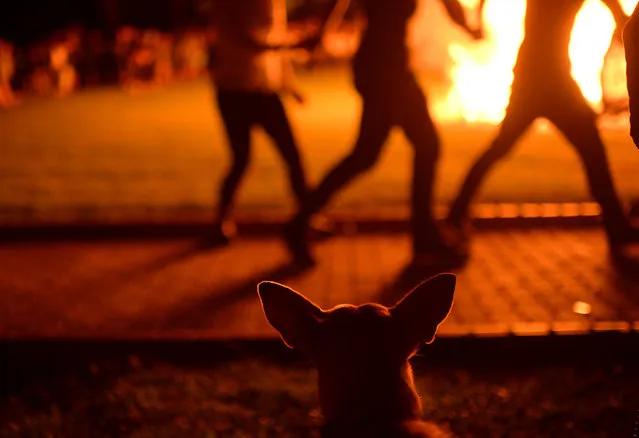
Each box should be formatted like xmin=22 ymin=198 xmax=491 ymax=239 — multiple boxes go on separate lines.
xmin=444 ymin=213 xmax=472 ymax=243
xmin=408 ymin=233 xmax=469 ymax=280
xmin=409 ymin=246 xmax=468 ymax=272
xmin=416 ymin=218 xmax=470 ymax=261
xmin=609 ymin=242 xmax=639 ymax=276
xmin=604 ymin=222 xmax=639 ymax=273
xmin=200 ymin=220 xmax=236 ymax=248
xmin=441 ymin=220 xmax=472 ymax=254
xmin=308 ymin=215 xmax=336 ymax=241
xmin=607 ymin=223 xmax=639 ymax=248
xmin=284 ymin=218 xmax=316 ymax=267
xmin=289 ymin=246 xmax=316 ymax=268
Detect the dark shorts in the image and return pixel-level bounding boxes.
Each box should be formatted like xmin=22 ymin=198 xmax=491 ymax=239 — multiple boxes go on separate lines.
xmin=352 ymin=63 xmax=413 ymax=99
xmin=507 ymin=72 xmax=597 ymax=121
xmin=216 ymin=90 xmax=284 ymax=127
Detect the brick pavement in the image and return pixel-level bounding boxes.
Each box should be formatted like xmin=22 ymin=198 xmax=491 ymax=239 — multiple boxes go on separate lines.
xmin=1 ymin=226 xmax=638 ymax=340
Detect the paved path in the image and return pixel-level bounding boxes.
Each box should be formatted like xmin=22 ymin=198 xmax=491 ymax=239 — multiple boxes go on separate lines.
xmin=1 ymin=227 xmax=638 ymax=340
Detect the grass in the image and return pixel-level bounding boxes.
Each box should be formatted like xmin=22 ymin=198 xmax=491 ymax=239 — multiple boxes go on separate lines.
xmin=2 ymin=65 xmax=639 ymax=223
xmin=2 ymin=353 xmax=638 ymax=437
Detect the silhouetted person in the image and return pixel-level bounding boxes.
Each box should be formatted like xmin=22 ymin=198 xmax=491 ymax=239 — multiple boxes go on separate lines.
xmin=208 ymin=0 xmax=322 ymax=244
xmin=285 ymin=0 xmax=482 ymax=268
xmin=447 ymin=0 xmax=639 ymax=255
xmin=624 ymin=1 xmax=639 ymax=147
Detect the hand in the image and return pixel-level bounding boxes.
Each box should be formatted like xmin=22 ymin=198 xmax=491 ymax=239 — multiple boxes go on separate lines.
xmin=291 ymin=90 xmax=306 ymax=105
xmin=294 ymin=35 xmax=323 ymax=53
xmin=469 ymin=27 xmax=484 ymax=41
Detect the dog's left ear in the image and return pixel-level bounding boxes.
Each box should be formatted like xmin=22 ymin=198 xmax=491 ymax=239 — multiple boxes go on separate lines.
xmin=390 ymin=273 xmax=456 ymax=345
xmin=258 ymin=281 xmax=325 ymax=353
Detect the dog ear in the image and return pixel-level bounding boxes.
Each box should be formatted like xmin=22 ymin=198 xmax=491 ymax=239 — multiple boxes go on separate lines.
xmin=390 ymin=273 xmax=456 ymax=345
xmin=258 ymin=281 xmax=325 ymax=353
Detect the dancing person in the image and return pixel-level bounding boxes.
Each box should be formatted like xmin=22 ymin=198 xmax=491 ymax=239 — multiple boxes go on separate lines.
xmin=447 ymin=0 xmax=639 ymax=257
xmin=285 ymin=0 xmax=483 ymax=270
xmin=208 ymin=0 xmax=325 ymax=245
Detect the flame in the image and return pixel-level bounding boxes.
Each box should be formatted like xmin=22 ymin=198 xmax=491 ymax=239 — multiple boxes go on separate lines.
xmin=434 ymin=0 xmax=639 ymax=124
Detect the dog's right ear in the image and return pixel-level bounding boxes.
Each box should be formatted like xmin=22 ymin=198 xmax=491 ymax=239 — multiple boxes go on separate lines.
xmin=258 ymin=281 xmax=324 ymax=353
xmin=390 ymin=273 xmax=456 ymax=346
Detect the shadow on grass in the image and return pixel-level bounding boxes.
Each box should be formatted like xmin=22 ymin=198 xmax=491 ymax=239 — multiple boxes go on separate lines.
xmin=118 ymin=237 xmax=230 ymax=280
xmin=130 ymin=261 xmax=313 ymax=331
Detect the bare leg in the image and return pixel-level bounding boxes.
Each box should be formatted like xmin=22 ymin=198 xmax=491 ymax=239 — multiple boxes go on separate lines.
xmin=548 ymin=97 xmax=634 ymax=245
xmin=447 ymin=104 xmax=536 ymax=228
xmin=258 ymin=94 xmax=309 ymax=208
xmin=398 ymin=76 xmax=447 ymax=256
xmin=285 ymin=93 xmax=394 ymax=261
xmin=215 ymin=91 xmax=252 ymax=226
xmin=296 ymin=95 xmax=394 ymax=220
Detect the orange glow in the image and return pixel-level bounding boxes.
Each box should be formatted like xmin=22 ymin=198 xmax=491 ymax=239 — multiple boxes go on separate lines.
xmin=572 ymin=301 xmax=592 ymax=315
xmin=426 ymin=0 xmax=639 ymax=123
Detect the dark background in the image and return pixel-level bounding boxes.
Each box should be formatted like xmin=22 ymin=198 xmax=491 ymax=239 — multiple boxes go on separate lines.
xmin=0 ymin=0 xmax=335 ymax=46
xmin=0 ymin=0 xmax=205 ymax=44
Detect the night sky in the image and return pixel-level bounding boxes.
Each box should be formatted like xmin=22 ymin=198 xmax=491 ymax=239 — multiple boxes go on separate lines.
xmin=0 ymin=0 xmax=340 ymax=46
xmin=0 ymin=0 xmax=201 ymax=45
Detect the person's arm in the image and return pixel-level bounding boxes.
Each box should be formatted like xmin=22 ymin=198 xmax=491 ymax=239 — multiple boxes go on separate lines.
xmin=212 ymin=0 xmax=352 ymax=53
xmin=601 ymin=0 xmax=629 ymax=37
xmin=317 ymin=0 xmax=352 ymax=37
xmin=440 ymin=0 xmax=483 ymax=40
xmin=281 ymin=54 xmax=306 ymax=103
xmin=623 ymin=2 xmax=639 ymax=146
xmin=293 ymin=0 xmax=352 ymax=53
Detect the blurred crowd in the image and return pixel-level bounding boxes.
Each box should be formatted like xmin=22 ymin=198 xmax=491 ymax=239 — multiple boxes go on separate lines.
xmin=0 ymin=19 xmax=362 ymax=108
xmin=0 ymin=26 xmax=214 ymax=106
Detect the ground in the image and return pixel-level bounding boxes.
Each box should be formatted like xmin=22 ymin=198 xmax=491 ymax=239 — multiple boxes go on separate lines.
xmin=2 ymin=349 xmax=638 ymax=438
xmin=2 ymin=66 xmax=639 ymax=224
xmin=2 ymin=228 xmax=639 ymax=338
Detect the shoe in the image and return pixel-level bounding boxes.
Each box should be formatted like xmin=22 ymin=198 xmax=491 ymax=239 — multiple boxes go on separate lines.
xmin=284 ymin=218 xmax=316 ymax=267
xmin=409 ymin=246 xmax=468 ymax=272
xmin=609 ymin=242 xmax=639 ymax=276
xmin=200 ymin=220 xmax=236 ymax=248
xmin=409 ymin=224 xmax=470 ymax=275
xmin=607 ymin=222 xmax=639 ymax=248
xmin=439 ymin=221 xmax=470 ymax=257
xmin=308 ymin=215 xmax=336 ymax=241
xmin=444 ymin=213 xmax=473 ymax=243
xmin=290 ymin=247 xmax=316 ymax=268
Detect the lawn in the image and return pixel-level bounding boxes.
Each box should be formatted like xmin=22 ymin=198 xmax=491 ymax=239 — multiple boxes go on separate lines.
xmin=2 ymin=353 xmax=638 ymax=437
xmin=2 ymin=65 xmax=639 ymax=223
